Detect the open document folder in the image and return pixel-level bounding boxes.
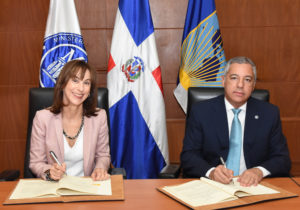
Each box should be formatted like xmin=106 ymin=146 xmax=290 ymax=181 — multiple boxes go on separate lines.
xmin=4 ymin=174 xmax=124 ymax=205
xmin=9 ymin=175 xmax=112 ymax=199
xmin=158 ymin=177 xmax=298 ymax=209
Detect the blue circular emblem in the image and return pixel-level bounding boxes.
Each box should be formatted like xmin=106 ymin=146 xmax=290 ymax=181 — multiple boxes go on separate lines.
xmin=40 ymin=32 xmax=88 ymax=87
xmin=121 ymin=56 xmax=144 ymax=82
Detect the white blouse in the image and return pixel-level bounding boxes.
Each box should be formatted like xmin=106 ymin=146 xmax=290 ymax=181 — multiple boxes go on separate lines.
xmin=63 ymin=129 xmax=84 ymax=176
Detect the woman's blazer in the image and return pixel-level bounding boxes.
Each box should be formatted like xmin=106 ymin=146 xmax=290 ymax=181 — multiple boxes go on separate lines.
xmin=29 ymin=109 xmax=111 ymax=179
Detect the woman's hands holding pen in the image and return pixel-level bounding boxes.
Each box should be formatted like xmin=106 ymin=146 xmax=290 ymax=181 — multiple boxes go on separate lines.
xmin=209 ymin=165 xmax=234 ymax=184
xmin=49 ymin=163 xmax=66 ymax=181
xmin=91 ymin=168 xmax=110 ymax=181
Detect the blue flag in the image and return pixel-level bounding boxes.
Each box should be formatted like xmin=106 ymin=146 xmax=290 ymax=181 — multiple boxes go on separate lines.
xmin=107 ymin=0 xmax=169 ymax=179
xmin=174 ymin=0 xmax=226 ymax=112
xmin=40 ymin=0 xmax=87 ymax=87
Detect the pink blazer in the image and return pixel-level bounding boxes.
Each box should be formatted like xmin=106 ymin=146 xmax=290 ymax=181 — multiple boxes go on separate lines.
xmin=29 ymin=109 xmax=111 ymax=179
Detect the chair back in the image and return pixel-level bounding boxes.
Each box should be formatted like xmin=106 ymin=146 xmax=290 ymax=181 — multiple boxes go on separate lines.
xmin=187 ymin=87 xmax=269 ymax=118
xmin=24 ymin=87 xmax=109 ymax=178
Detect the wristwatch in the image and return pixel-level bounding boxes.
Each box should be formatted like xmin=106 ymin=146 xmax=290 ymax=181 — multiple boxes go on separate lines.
xmin=44 ymin=169 xmax=55 ymax=182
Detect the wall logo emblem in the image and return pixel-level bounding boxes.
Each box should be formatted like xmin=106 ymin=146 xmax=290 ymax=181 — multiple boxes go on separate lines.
xmin=121 ymin=56 xmax=144 ymax=82
xmin=40 ymin=32 xmax=88 ymax=87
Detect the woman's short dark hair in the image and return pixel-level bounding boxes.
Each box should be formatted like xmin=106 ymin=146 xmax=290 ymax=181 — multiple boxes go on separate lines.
xmin=50 ymin=60 xmax=98 ymax=117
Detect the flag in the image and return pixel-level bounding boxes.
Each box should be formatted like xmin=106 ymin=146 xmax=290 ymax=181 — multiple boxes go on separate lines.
xmin=107 ymin=0 xmax=169 ymax=179
xmin=174 ymin=0 xmax=226 ymax=113
xmin=40 ymin=0 xmax=87 ymax=87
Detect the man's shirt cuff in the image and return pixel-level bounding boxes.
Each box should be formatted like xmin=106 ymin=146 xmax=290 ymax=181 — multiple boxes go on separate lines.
xmin=206 ymin=167 xmax=215 ymax=178
xmin=256 ymin=166 xmax=271 ymax=177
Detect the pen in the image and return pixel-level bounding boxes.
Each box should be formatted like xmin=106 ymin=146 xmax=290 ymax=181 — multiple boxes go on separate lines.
xmin=220 ymin=157 xmax=226 ymax=168
xmin=50 ymin=151 xmax=62 ymax=166
xmin=50 ymin=151 xmax=67 ymax=176
xmin=220 ymin=156 xmax=233 ymax=184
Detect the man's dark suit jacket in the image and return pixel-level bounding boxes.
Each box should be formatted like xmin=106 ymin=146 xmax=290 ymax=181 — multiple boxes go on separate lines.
xmin=181 ymin=95 xmax=291 ymax=178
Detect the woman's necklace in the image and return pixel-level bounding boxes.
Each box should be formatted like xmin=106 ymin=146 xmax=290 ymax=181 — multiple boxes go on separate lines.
xmin=63 ymin=115 xmax=84 ymax=140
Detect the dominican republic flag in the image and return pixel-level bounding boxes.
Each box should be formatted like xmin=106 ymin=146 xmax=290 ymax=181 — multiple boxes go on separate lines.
xmin=40 ymin=0 xmax=87 ymax=87
xmin=107 ymin=0 xmax=169 ymax=179
xmin=174 ymin=0 xmax=226 ymax=113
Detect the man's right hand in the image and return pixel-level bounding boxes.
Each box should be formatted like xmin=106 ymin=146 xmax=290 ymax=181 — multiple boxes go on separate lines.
xmin=209 ymin=165 xmax=233 ymax=184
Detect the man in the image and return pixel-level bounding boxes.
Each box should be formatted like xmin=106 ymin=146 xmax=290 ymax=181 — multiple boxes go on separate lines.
xmin=181 ymin=56 xmax=291 ymax=186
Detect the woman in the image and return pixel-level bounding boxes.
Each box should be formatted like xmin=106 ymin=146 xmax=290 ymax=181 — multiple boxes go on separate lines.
xmin=29 ymin=60 xmax=110 ymax=181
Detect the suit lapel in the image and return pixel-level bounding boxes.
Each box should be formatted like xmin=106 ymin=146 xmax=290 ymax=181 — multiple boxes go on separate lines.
xmin=54 ymin=113 xmax=64 ymax=162
xmin=244 ymin=97 xmax=260 ymax=167
xmin=213 ymin=95 xmax=230 ymax=148
xmin=244 ymin=98 xmax=259 ymax=147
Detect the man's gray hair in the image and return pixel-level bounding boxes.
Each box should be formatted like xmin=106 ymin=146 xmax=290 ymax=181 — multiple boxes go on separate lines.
xmin=224 ymin=56 xmax=257 ymax=81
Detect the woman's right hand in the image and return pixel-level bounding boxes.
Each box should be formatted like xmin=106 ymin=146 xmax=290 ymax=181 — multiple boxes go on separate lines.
xmin=49 ymin=163 xmax=66 ymax=180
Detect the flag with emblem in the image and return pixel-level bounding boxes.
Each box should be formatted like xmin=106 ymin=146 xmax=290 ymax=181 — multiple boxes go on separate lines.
xmin=40 ymin=0 xmax=87 ymax=87
xmin=174 ymin=0 xmax=226 ymax=113
xmin=107 ymin=0 xmax=169 ymax=179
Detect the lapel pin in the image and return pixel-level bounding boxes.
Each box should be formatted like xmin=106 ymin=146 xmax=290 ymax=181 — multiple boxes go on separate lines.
xmin=255 ymin=115 xmax=259 ymax=119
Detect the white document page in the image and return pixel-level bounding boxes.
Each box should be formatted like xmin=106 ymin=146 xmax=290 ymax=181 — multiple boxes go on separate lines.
xmin=162 ymin=180 xmax=237 ymax=207
xmin=9 ymin=179 xmax=59 ymax=199
xmin=57 ymin=176 xmax=112 ymax=196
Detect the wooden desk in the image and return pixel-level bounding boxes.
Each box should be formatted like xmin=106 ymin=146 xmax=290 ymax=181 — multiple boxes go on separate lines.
xmin=291 ymin=177 xmax=300 ymax=186
xmin=1 ymin=178 xmax=299 ymax=209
